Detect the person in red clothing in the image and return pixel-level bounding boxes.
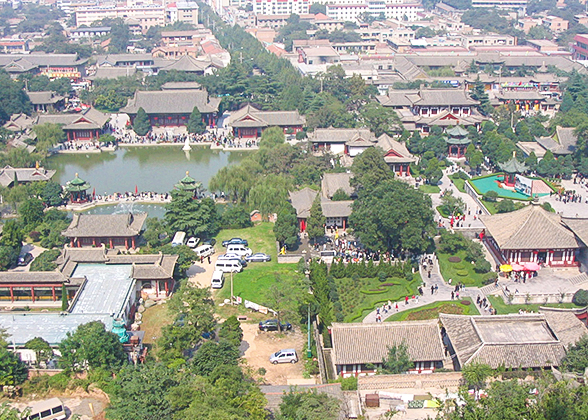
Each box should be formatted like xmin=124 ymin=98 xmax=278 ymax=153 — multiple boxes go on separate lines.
xmin=405 ymin=296 xmax=409 ymax=305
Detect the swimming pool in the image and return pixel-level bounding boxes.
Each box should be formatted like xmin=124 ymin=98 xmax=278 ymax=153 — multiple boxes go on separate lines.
xmin=469 ymin=175 xmax=531 ymax=200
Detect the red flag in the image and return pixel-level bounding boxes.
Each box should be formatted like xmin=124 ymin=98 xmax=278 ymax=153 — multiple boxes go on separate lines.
xmin=135 ymin=185 xmax=138 ymax=195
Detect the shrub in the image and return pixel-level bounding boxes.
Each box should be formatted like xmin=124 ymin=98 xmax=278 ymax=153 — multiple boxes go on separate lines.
xmin=377 ymin=271 xmax=388 ymax=282
xmin=29 ymin=231 xmax=41 ymax=242
xmin=573 ymin=289 xmax=588 ymax=306
xmin=456 ymin=270 xmax=468 ymax=276
xmin=473 ymin=258 xmax=491 ymax=274
xmin=448 ymin=256 xmax=462 ymax=263
xmin=454 ymin=263 xmax=465 ymax=269
xmin=340 ymin=376 xmax=358 ymax=391
xmin=483 ymin=190 xmax=499 ymax=202
xmin=461 ymin=300 xmax=471 ymax=305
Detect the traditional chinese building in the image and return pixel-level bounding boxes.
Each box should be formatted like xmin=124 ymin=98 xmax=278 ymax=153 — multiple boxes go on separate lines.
xmin=376 ymin=134 xmax=416 ymax=176
xmin=444 ymin=126 xmax=470 ymax=158
xmin=64 ymin=173 xmax=91 ymax=203
xmin=121 ymin=89 xmax=220 ymax=127
xmin=36 ymin=108 xmax=110 ymax=141
xmin=175 ymin=171 xmax=202 ymax=198
xmin=62 ymin=213 xmax=148 ymax=250
xmin=227 ymin=104 xmax=306 ymax=138
xmin=480 ymin=204 xmax=584 ymax=267
xmin=498 ymin=154 xmax=528 ymax=187
xmin=0 ymin=165 xmax=56 ymax=187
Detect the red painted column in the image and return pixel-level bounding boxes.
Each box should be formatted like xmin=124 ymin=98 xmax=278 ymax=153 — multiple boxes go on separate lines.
xmin=31 ymin=287 xmax=35 ymax=303
xmin=109 ymin=238 xmax=113 ymax=249
xmin=125 ymin=238 xmax=129 ymax=250
xmin=156 ymin=281 xmax=159 ymax=297
xmin=70 ymin=239 xmax=74 ymax=247
xmin=52 ymin=286 xmax=56 ymax=302
xmin=132 ymin=237 xmax=136 ymax=249
xmin=165 ymin=280 xmax=169 ymax=296
xmin=9 ymin=286 xmax=13 ymax=303
xmin=92 ymin=238 xmax=96 ymax=246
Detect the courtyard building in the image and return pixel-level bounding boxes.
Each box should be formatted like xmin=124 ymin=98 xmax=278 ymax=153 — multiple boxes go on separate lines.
xmin=440 ymin=312 xmax=586 ymax=370
xmin=36 ymin=107 xmax=110 ymax=142
xmin=227 ymin=104 xmax=306 ymax=138
xmin=0 ymin=165 xmax=56 ymax=187
xmin=330 ymin=321 xmax=447 ymax=377
xmin=62 ymin=213 xmax=148 ymax=250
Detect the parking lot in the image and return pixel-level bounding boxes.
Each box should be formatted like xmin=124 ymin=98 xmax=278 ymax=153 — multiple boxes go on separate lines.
xmin=240 ymin=323 xmax=306 ymax=385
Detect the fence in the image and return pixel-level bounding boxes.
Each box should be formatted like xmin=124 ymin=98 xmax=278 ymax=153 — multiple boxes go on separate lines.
xmin=313 ymin=320 xmax=328 ymax=384
xmin=465 ymin=180 xmax=491 ymax=215
xmin=358 ymin=372 xmax=464 ymax=391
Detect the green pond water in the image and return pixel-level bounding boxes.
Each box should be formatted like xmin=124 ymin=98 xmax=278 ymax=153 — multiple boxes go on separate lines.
xmin=49 ymin=146 xmax=247 ymax=196
xmin=470 ymin=174 xmax=534 ymax=200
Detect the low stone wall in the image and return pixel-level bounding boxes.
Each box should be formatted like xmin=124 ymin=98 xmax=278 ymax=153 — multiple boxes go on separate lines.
xmin=358 ymin=372 xmax=463 ymax=391
xmin=465 ymin=180 xmax=491 ymax=215
xmin=508 ymin=292 xmax=574 ymax=305
xmin=277 ymin=254 xmax=304 ymax=264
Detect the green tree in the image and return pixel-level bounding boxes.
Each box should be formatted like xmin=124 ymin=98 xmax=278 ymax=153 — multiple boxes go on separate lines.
xmin=18 ymin=198 xmax=44 ymax=230
xmin=58 ymin=321 xmax=126 ymax=372
xmin=41 ymin=181 xmax=63 ymax=207
xmin=32 ymin=123 xmax=65 ymax=153
xmin=247 ymin=174 xmax=292 ymax=217
xmin=165 ymin=191 xmax=220 ymax=238
xmin=562 ymin=335 xmax=588 ymax=374
xmin=0 ymin=331 xmax=27 ymax=386
xmin=497 ymin=199 xmax=516 ymax=213
xmin=133 ymin=107 xmax=151 ymax=136
xmin=30 ymin=249 xmax=61 ymax=272
xmin=278 ymin=389 xmax=341 ymax=420
xmin=259 ymin=126 xmax=285 ymax=149
xmin=106 ymin=363 xmax=178 ymax=420
xmin=99 ymin=134 xmax=116 ymax=144
xmin=0 ymin=220 xmax=23 ymax=249
xmin=381 ymin=342 xmax=412 ymax=374
xmin=263 ymin=275 xmax=302 ymax=332
xmin=441 ymin=190 xmax=465 ymax=216
xmin=350 ymin=179 xmax=434 ymax=254
xmin=0 ymin=403 xmax=27 ymax=419
xmin=220 ymin=205 xmax=253 ymax=229
xmin=186 ymin=106 xmax=205 ymax=134
xmin=274 ymin=203 xmax=299 ymax=249
xmin=360 ymin=102 xmax=402 ymax=137
xmin=61 ymin=283 xmax=68 ymax=311
xmin=351 ymin=146 xmax=393 ymax=191
xmin=24 ymin=337 xmax=53 ymax=367
xmin=218 ymin=316 xmax=243 ymax=348
xmin=142 ymin=217 xmax=168 ymax=248
xmin=462 ymin=363 xmax=493 ymax=391
xmin=424 ymin=157 xmax=443 ymax=185
xmin=331 ymin=188 xmax=349 ymax=201
xmin=306 ymin=196 xmax=325 ymax=242
xmin=191 ymin=341 xmax=240 ymax=377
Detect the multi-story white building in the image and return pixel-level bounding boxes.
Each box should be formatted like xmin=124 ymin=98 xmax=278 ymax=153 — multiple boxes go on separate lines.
xmin=326 ymin=1 xmax=423 ymax=23
xmin=167 ymin=1 xmax=200 ymax=26
xmin=471 ymin=0 xmax=527 ymax=9
xmin=253 ymin=0 xmax=309 ymax=16
xmin=75 ymin=5 xmax=166 ymax=31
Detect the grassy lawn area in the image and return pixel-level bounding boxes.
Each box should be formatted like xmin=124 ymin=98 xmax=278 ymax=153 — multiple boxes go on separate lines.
xmin=335 ymin=274 xmax=421 ymax=322
xmin=481 ymin=199 xmax=526 ymax=215
xmin=438 ymin=251 xmax=493 ymax=287
xmin=215 ymin=222 xmax=277 ymax=257
xmin=487 ymin=296 xmax=582 ymax=314
xmin=385 ymin=298 xmax=479 ymax=322
xmin=214 ymin=222 xmax=304 ymax=305
xmin=140 ymin=302 xmax=174 ymax=346
xmin=419 ymin=184 xmax=441 ymax=194
xmin=448 ymin=174 xmax=466 ymax=193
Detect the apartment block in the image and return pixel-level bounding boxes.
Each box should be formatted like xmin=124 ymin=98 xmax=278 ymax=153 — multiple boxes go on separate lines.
xmin=326 ymin=1 xmax=423 ymax=23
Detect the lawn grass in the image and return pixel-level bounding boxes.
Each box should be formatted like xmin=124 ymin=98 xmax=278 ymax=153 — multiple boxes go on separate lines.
xmin=487 ymin=296 xmax=582 ymax=314
xmin=448 ymin=174 xmax=466 ymax=193
xmin=214 ymin=222 xmax=304 ymax=305
xmin=419 ymin=184 xmax=441 ymax=194
xmin=140 ymin=302 xmax=174 ymax=346
xmin=437 ymin=251 xmax=492 ymax=287
xmin=335 ymin=273 xmax=422 ymax=322
xmin=436 ymin=205 xmax=451 ymax=218
xmin=482 ymin=199 xmax=527 ymax=215
xmin=215 ymin=222 xmax=277 ymax=257
xmin=385 ymin=298 xmax=479 ymax=322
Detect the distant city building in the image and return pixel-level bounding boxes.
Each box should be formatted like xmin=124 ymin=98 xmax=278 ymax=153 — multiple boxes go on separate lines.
xmin=572 ymin=34 xmax=588 ymax=60
xmin=253 ymin=0 xmax=309 ymax=15
xmin=0 ymin=36 xmax=29 ymax=54
xmin=75 ymin=5 xmax=166 ymax=32
xmin=461 ymin=33 xmax=516 ymax=48
xmin=166 ymin=1 xmax=199 ymax=26
xmin=69 ymin=26 xmax=111 ymax=40
xmin=326 ymin=1 xmax=423 ymax=23
xmin=471 ymin=0 xmax=527 ymax=9
xmin=542 ymin=15 xmax=569 ymax=33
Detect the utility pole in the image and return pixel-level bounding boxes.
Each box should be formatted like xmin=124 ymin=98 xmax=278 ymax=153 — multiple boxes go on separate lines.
xmin=230 ymin=270 xmax=234 ymax=304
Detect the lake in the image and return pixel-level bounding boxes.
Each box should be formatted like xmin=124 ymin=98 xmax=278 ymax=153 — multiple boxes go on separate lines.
xmin=49 ymin=146 xmax=247 ymax=195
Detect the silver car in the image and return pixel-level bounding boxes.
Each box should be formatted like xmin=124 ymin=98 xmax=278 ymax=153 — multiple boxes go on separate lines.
xmin=270 ymin=349 xmax=298 ymax=364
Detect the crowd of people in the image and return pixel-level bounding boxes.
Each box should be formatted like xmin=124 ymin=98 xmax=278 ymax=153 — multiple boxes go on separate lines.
xmin=552 ymin=189 xmax=584 ymax=204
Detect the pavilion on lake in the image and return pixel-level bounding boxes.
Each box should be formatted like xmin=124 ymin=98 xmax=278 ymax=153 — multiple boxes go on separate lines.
xmin=64 ymin=173 xmax=91 ymax=203
xmin=175 ymin=171 xmax=202 ymax=198
xmin=499 ymin=153 xmax=528 ymax=187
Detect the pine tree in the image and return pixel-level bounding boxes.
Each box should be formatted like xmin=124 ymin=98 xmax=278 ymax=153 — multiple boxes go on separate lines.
xmin=306 ymin=197 xmax=325 ymax=242
xmin=133 ymin=107 xmax=151 ymax=136
xmin=61 ymin=284 xmax=68 ymax=311
xmin=187 ymin=106 xmax=205 ymax=134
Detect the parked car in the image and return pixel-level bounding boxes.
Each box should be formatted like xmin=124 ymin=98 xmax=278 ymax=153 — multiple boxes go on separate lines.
xmin=202 ymin=238 xmax=217 ymax=247
xmin=18 ymin=253 xmax=33 ymax=266
xmin=217 ymin=253 xmax=248 ymax=267
xmin=270 ymin=349 xmax=298 ymax=364
xmin=186 ymin=237 xmax=200 ymax=248
xmin=222 ymin=238 xmax=248 ymax=247
xmin=246 ymin=253 xmax=271 ymax=262
xmin=259 ymin=319 xmax=292 ymax=332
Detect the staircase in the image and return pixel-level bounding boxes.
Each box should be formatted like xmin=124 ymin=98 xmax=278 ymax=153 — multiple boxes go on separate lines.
xmin=479 ymin=283 xmax=502 ymax=296
xmin=568 ymin=273 xmax=588 ymax=286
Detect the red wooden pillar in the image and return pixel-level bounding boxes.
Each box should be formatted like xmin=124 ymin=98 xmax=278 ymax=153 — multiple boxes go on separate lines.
xmin=165 ymin=280 xmax=169 ymax=296
xmin=343 ymin=218 xmax=346 ymax=230
xmin=31 ymin=287 xmax=35 ymax=303
xmin=125 ymin=238 xmax=129 ymax=250
xmin=92 ymin=238 xmax=96 ymax=246
xmin=52 ymin=286 xmax=56 ymax=302
xmin=70 ymin=238 xmax=74 ymax=247
xmin=132 ymin=237 xmax=136 ymax=249
xmin=155 ymin=281 xmax=159 ymax=297
xmin=109 ymin=238 xmax=113 ymax=249
xmin=77 ymin=239 xmax=81 ymax=247
xmin=9 ymin=286 xmax=13 ymax=303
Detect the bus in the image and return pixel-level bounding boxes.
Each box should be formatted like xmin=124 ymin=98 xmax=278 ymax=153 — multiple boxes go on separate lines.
xmin=27 ymin=398 xmax=66 ymax=420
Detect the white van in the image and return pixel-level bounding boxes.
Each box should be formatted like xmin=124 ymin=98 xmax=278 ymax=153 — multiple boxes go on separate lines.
xmin=26 ymin=397 xmax=66 ymax=420
xmin=211 ymin=271 xmax=224 ymax=289
xmin=171 ymin=231 xmax=186 ymax=247
xmin=214 ymin=259 xmax=243 ymax=273
xmin=226 ymin=244 xmax=253 ymax=257
xmin=194 ymin=244 xmax=214 ymax=258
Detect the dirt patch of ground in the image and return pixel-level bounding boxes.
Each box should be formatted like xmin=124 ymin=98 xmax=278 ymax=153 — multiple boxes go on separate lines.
xmin=187 ymin=254 xmax=219 ymax=289
xmin=241 ymin=323 xmax=305 ymax=385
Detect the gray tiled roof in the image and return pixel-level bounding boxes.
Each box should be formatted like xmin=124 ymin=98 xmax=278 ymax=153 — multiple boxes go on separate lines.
xmin=562 ymin=217 xmax=588 ymax=248
xmin=0 ymin=53 xmax=87 ymax=68
xmin=440 ymin=313 xmax=586 ymax=369
xmin=62 ymin=213 xmax=147 ymax=238
xmin=480 ymin=205 xmax=581 ymax=250
xmin=537 ymin=126 xmax=579 ymax=156
xmin=321 ymin=173 xmax=354 ymax=199
xmin=161 ymin=55 xmax=212 ymax=72
xmin=36 ymin=107 xmax=109 ymax=130
xmin=321 ymin=199 xmax=352 ymax=218
xmin=330 ymin=320 xmax=445 ymax=365
xmin=228 ymin=104 xmax=305 ymax=128
xmin=161 ymin=81 xmax=201 ymax=90
xmin=87 ymin=67 xmax=137 ymax=80
xmin=0 ymin=271 xmax=65 ymax=284
xmin=132 ymin=254 xmax=178 ymax=280
xmin=376 ymin=134 xmax=416 ymax=164
xmin=121 ymin=89 xmax=220 ymax=114
xmin=289 ymin=187 xmax=318 ymax=219
xmin=495 ymin=91 xmax=545 ymax=101
xmin=0 ymin=165 xmax=56 ymax=187
xmin=310 ymin=128 xmax=375 ymax=144
xmin=27 ymin=91 xmax=64 ymax=105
